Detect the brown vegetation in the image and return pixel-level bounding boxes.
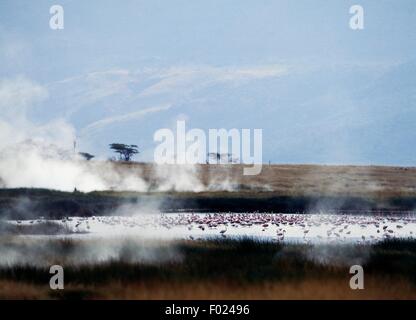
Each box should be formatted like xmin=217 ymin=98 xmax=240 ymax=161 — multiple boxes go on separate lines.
xmin=2 ymin=277 xmax=415 ymax=300
xmin=0 ymin=238 xmax=415 ymax=300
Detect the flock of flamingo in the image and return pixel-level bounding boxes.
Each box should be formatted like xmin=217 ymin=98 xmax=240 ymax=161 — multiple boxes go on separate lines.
xmin=36 ymin=212 xmax=416 ymax=243
xmin=158 ymin=212 xmax=416 ymax=242
xmin=8 ymin=211 xmax=415 ymax=243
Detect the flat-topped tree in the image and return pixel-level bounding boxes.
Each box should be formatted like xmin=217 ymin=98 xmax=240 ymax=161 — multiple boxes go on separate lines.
xmin=109 ymin=143 xmax=139 ymax=162
xmin=78 ymin=152 xmax=95 ymax=161
xmin=207 ymin=152 xmax=221 ymax=163
xmin=207 ymin=152 xmax=237 ymax=164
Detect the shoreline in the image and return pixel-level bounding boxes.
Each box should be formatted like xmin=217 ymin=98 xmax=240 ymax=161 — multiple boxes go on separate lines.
xmin=1 ymin=188 xmax=416 ymax=219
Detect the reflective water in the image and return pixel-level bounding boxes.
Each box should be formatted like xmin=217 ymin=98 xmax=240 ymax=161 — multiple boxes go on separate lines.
xmin=7 ymin=212 xmax=416 ymax=243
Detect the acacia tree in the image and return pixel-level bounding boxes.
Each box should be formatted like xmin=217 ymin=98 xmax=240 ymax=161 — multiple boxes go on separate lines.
xmin=207 ymin=152 xmax=237 ymax=164
xmin=78 ymin=152 xmax=95 ymax=161
xmin=207 ymin=152 xmax=221 ymax=163
xmin=109 ymin=143 xmax=139 ymax=161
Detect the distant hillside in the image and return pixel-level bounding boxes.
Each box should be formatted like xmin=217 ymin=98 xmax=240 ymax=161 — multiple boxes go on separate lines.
xmin=1 ymin=164 xmax=415 ymax=218
xmin=80 ymin=162 xmax=416 ymax=197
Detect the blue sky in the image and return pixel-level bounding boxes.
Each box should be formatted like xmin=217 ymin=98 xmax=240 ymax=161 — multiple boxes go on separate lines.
xmin=0 ymin=0 xmax=415 ymax=165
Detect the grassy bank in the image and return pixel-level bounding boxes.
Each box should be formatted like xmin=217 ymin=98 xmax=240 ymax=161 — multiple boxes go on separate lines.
xmin=0 ymin=237 xmax=415 ymax=299
xmin=1 ymin=187 xmax=416 ymax=219
xmin=1 ymin=163 xmax=416 ymax=217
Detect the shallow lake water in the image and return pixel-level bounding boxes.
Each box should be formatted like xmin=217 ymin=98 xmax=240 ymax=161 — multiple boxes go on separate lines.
xmin=7 ymin=212 xmax=416 ymax=243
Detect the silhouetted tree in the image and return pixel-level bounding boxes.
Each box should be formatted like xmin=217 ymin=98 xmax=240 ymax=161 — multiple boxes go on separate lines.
xmin=78 ymin=152 xmax=95 ymax=161
xmin=109 ymin=143 xmax=139 ymax=161
xmin=207 ymin=152 xmax=221 ymax=163
xmin=207 ymin=152 xmax=237 ymax=164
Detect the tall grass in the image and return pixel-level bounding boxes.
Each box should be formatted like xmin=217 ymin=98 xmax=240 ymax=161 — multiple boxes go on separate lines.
xmin=0 ymin=237 xmax=415 ymax=286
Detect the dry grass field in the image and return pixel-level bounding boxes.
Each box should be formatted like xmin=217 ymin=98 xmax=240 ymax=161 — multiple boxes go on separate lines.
xmin=2 ymin=278 xmax=415 ymax=300
xmin=109 ymin=162 xmax=416 ymax=197
xmin=0 ymin=238 xmax=415 ymax=300
xmin=1 ymin=163 xmax=416 ymax=217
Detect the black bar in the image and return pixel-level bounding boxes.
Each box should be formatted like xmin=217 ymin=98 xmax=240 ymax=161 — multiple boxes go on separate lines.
xmin=1 ymin=300 xmax=415 ymax=319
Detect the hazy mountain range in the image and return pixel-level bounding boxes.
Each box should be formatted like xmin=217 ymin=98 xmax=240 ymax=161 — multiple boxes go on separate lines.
xmin=20 ymin=60 xmax=414 ymax=165
xmin=1 ymin=0 xmax=415 ymax=165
